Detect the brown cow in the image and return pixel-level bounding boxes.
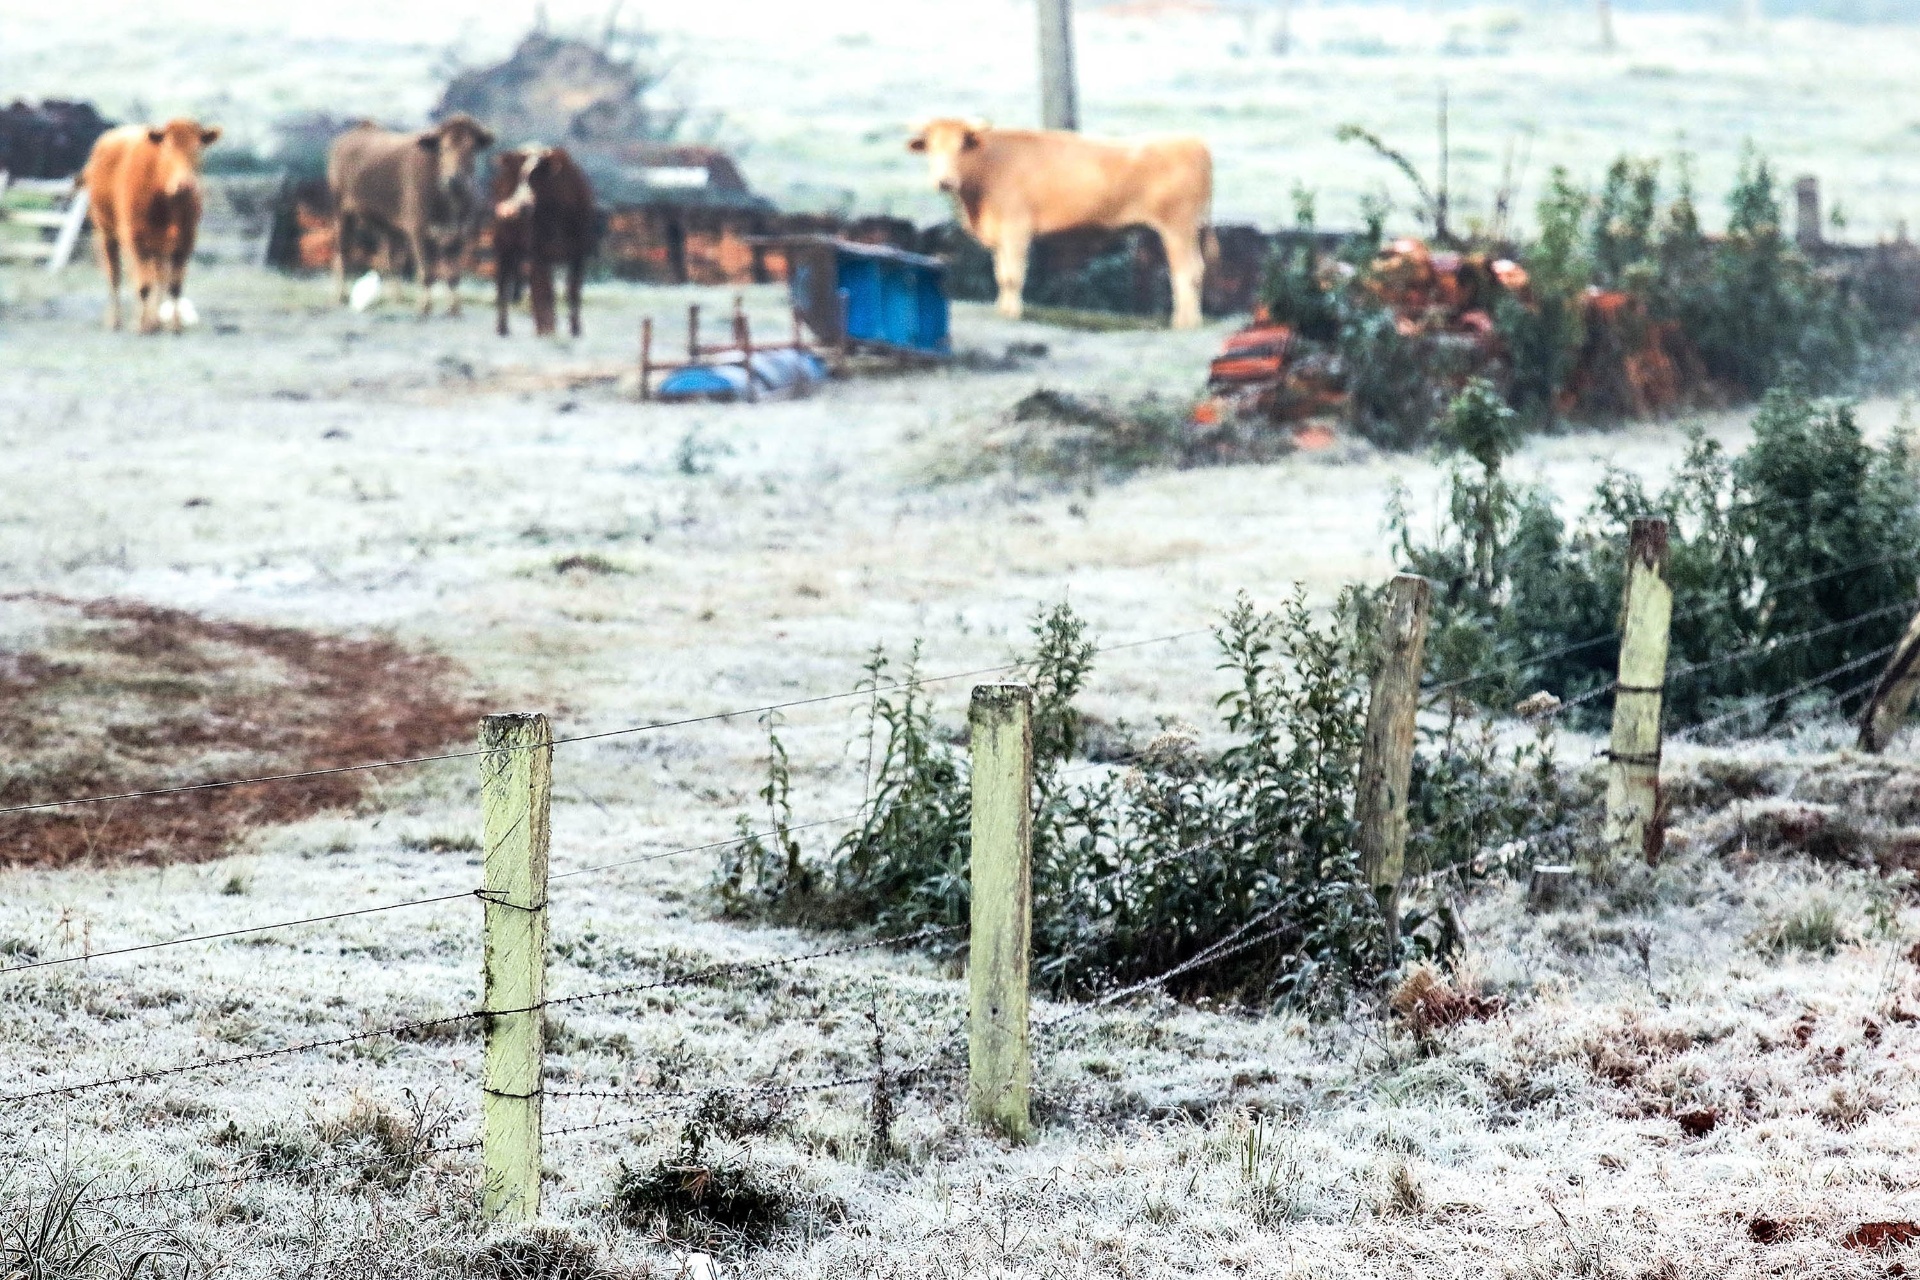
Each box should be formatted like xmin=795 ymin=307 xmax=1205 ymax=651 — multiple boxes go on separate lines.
xmin=909 ymin=119 xmax=1213 ymax=329
xmin=82 ymin=119 xmax=221 ymax=334
xmin=327 ymin=115 xmax=494 ymax=316
xmin=490 ymin=146 xmax=596 ymax=338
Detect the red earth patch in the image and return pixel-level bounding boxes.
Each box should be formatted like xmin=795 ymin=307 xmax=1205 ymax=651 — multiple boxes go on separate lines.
xmin=0 ymin=595 xmax=483 ymax=866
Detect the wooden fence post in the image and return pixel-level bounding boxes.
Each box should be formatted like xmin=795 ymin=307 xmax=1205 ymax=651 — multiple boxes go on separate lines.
xmin=480 ymin=712 xmax=552 ymax=1222
xmin=1357 ymin=573 xmax=1432 ymax=959
xmin=1858 ymin=603 xmax=1920 ymax=753
xmin=968 ymin=683 xmax=1033 ymax=1142
xmin=1605 ymin=519 xmax=1673 ymax=864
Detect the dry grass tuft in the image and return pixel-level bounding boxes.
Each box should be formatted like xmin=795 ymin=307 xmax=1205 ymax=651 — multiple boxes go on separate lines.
xmin=1388 ymin=965 xmax=1504 ymax=1037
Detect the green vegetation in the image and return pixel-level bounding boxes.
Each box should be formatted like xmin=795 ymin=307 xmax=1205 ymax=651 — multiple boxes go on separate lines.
xmin=1397 ymin=380 xmax=1920 ymax=732
xmin=1262 ymin=145 xmax=1874 ymax=449
xmin=719 ymin=600 xmax=1581 ymax=1008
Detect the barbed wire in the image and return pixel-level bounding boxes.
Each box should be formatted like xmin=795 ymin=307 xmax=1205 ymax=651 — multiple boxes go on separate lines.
xmin=1037 ymin=903 xmax=1292 ymax=1034
xmin=2 ymin=924 xmax=962 ymax=1106
xmin=0 ymin=630 xmax=1212 ymax=820
xmin=1663 ymin=598 xmax=1916 ymax=688
xmin=2 ymin=804 xmax=882 ymax=977
xmin=1673 ymin=639 xmax=1902 ymax=744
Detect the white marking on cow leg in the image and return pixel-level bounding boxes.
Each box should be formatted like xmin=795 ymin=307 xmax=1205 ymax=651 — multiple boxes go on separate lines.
xmin=176 ymin=298 xmax=199 ymax=328
xmin=158 ymin=298 xmax=176 ymax=325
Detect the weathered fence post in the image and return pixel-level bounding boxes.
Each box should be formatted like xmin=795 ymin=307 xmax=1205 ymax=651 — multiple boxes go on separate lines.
xmin=1357 ymin=573 xmax=1432 ymax=959
xmin=968 ymin=683 xmax=1033 ymax=1142
xmin=1857 ymin=603 xmax=1920 ymax=752
xmin=480 ymin=712 xmax=552 ymax=1222
xmin=639 ymin=316 xmax=653 ymax=402
xmin=1604 ymin=519 xmax=1673 ymax=864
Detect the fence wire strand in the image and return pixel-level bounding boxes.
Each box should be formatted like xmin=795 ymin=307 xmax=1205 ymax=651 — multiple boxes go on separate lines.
xmin=0 ymin=630 xmax=1210 ymax=819
xmin=2 ymin=924 xmax=962 ymax=1105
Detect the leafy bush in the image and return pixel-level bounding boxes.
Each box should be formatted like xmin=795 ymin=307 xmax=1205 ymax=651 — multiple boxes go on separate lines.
xmin=1258 ymin=145 xmax=1871 ymax=451
xmin=1397 ymin=381 xmax=1920 ymax=731
xmin=720 ymin=598 xmax=1583 ymax=1007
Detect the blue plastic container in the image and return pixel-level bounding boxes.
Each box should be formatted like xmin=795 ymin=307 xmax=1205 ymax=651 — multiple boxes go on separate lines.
xmin=786 ymin=237 xmax=950 ymax=357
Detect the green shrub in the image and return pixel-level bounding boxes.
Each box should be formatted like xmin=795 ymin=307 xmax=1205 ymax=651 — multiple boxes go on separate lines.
xmin=1398 ymin=382 xmax=1920 ymax=731
xmin=720 ymin=598 xmax=1583 ymax=1007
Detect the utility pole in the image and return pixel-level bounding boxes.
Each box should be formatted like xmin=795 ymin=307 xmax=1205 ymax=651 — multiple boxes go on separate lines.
xmin=1597 ymin=0 xmax=1617 ymax=52
xmin=1038 ymin=0 xmax=1080 ymax=131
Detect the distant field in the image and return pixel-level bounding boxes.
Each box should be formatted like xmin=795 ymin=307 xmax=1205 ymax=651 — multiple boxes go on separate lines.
xmin=6 ymin=2 xmax=1919 ymax=236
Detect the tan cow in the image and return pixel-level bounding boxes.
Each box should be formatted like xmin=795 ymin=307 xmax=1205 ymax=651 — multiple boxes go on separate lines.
xmin=82 ymin=119 xmax=221 ymax=334
xmin=909 ymin=119 xmax=1213 ymax=328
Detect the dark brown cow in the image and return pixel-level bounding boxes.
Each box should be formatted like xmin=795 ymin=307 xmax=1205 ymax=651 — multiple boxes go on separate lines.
xmin=327 ymin=115 xmax=494 ymax=315
xmin=82 ymin=119 xmax=221 ymax=333
xmin=490 ymin=146 xmax=596 ymax=337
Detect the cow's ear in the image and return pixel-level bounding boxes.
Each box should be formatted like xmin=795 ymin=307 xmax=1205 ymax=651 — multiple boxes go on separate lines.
xmin=200 ymin=126 xmax=222 ymax=146
xmin=417 ymin=132 xmax=442 ymax=153
xmin=907 ymin=132 xmax=927 ymax=153
xmin=960 ymin=130 xmax=982 ymax=151
xmin=147 ymin=128 xmax=165 ymax=144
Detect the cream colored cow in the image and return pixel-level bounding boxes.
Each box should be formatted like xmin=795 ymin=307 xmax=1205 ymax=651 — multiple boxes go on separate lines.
xmin=909 ymin=118 xmax=1213 ymax=328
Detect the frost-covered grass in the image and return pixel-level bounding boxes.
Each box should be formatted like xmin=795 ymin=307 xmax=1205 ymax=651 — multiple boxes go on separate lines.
xmin=5 ymin=3 xmax=1920 ymax=234
xmin=3 ymin=265 xmax=1920 ymax=1276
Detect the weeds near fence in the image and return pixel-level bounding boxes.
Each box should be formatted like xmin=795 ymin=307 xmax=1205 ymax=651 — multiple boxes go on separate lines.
xmin=0 ymin=1174 xmax=196 ymax=1280
xmin=1398 ymin=381 xmax=1920 ymax=730
xmin=720 ymin=596 xmax=1584 ymax=1007
xmin=610 ymin=1093 xmax=810 ymax=1246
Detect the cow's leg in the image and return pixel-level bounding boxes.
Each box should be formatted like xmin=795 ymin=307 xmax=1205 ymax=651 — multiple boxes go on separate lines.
xmin=443 ymin=242 xmax=463 ymax=318
xmin=96 ymin=225 xmax=123 ymax=331
xmin=565 ymin=255 xmax=584 ymax=339
xmin=1161 ymin=224 xmax=1206 ymax=330
xmin=166 ymin=250 xmax=190 ymax=334
xmin=495 ymin=245 xmax=514 ymax=337
xmin=529 ymin=256 xmax=556 ymax=337
xmin=333 ymin=212 xmax=354 ymax=303
xmin=132 ymin=240 xmax=161 ymax=335
xmin=992 ymin=226 xmax=1031 ymax=321
xmin=411 ymin=233 xmax=436 ymax=316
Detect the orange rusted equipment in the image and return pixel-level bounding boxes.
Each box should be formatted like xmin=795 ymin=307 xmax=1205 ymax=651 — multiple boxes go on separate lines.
xmin=1207 ymin=322 xmax=1293 ymax=386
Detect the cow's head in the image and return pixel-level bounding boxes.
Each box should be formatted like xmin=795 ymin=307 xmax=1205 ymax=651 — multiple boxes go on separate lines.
xmin=494 ymin=146 xmax=554 ymax=221
xmin=144 ymin=119 xmax=221 ymax=195
xmin=418 ymin=114 xmax=496 ymax=194
xmin=907 ymin=118 xmax=989 ymax=194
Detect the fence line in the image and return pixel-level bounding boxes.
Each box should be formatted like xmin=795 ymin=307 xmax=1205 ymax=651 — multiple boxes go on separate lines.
xmin=19 ymin=547 xmax=1920 ymax=1217
xmin=1673 ymin=639 xmax=1903 ymax=744
xmin=0 ymin=629 xmax=1212 ymax=820
xmin=1 ymin=924 xmax=962 ymax=1106
xmin=1663 ymin=597 xmax=1917 ymax=687
xmin=1 ymin=806 xmax=882 ymax=978
xmin=1419 ymin=539 xmax=1919 ymax=705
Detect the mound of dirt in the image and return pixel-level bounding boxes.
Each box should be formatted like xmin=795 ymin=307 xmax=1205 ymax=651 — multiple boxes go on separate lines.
xmin=0 ymin=595 xmax=483 ymax=867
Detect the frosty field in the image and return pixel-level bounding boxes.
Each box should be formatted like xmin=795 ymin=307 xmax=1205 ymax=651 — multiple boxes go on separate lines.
xmin=8 ymin=2 xmax=1920 ymax=234
xmin=2 ymin=260 xmax=1920 ymax=1276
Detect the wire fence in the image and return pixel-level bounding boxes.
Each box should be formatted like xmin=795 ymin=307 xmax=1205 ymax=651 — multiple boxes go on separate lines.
xmin=11 ymin=559 xmax=1920 ymax=1212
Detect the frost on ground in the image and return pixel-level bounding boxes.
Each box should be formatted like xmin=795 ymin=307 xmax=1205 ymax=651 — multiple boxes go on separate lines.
xmin=0 ymin=266 xmax=1918 ymax=1277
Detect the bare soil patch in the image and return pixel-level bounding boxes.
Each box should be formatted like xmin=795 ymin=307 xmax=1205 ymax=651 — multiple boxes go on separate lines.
xmin=0 ymin=595 xmax=482 ymax=866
